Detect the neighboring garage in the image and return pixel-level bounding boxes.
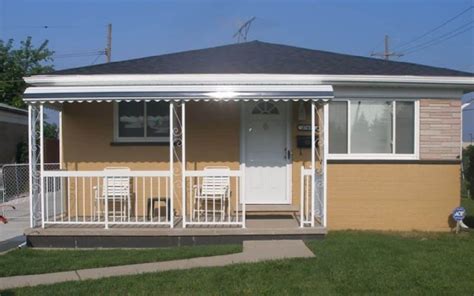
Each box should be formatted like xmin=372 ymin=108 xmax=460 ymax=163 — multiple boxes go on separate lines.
xmin=0 ymin=103 xmax=27 ymax=164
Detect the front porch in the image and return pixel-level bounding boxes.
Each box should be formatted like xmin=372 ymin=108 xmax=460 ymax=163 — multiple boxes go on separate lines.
xmin=24 ymin=81 xmax=332 ymax=240
xmin=25 ymin=215 xmax=326 ymax=248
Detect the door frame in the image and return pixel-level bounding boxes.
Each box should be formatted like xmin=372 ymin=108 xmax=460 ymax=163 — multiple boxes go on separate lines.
xmin=239 ymin=101 xmax=292 ymax=204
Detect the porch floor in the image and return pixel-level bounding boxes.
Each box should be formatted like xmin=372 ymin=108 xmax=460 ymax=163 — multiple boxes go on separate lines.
xmin=25 ymin=215 xmax=326 ymax=248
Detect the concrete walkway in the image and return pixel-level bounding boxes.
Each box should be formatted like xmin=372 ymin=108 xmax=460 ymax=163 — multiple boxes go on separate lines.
xmin=0 ymin=240 xmax=314 ymax=290
xmin=0 ymin=196 xmax=28 ymax=251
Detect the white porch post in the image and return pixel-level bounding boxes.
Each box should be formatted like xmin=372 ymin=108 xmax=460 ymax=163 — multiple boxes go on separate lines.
xmin=28 ymin=104 xmax=42 ymax=228
xmin=169 ymin=102 xmax=174 ymax=228
xmin=59 ymin=110 xmax=63 ymax=169
xmin=311 ymin=102 xmax=315 ymax=227
xmin=181 ymin=102 xmax=186 ymax=228
xmin=28 ymin=105 xmax=34 ymax=228
xmin=39 ymin=105 xmax=45 ymax=228
xmin=323 ymin=103 xmax=329 ymax=228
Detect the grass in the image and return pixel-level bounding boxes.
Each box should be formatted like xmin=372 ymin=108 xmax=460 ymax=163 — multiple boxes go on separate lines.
xmin=0 ymin=244 xmax=241 ymax=277
xmin=6 ymin=231 xmax=474 ymax=295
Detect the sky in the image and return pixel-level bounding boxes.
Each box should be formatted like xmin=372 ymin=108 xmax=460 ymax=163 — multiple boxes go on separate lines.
xmin=0 ymin=0 xmax=473 ymax=140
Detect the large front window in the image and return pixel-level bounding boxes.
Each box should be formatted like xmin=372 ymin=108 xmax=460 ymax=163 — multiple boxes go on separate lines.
xmin=115 ymin=101 xmax=169 ymax=142
xmin=328 ymin=99 xmax=417 ymax=158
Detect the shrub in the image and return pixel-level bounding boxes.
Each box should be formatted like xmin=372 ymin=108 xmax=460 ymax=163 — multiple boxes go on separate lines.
xmin=463 ymin=145 xmax=474 ymax=199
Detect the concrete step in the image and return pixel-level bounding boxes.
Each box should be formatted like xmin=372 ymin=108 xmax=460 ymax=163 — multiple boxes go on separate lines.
xmin=239 ymin=204 xmax=299 ymax=212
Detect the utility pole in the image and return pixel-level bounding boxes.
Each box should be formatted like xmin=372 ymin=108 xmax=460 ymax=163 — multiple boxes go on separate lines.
xmin=371 ymin=35 xmax=403 ymax=60
xmin=105 ymin=23 xmax=112 ymax=63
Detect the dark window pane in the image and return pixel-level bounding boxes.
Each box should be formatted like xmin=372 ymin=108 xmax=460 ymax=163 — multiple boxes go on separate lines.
xmin=146 ymin=102 xmax=170 ymax=138
xmin=396 ymin=101 xmax=415 ymax=154
xmin=329 ymin=101 xmax=348 ymax=153
xmin=118 ymin=102 xmax=144 ymax=137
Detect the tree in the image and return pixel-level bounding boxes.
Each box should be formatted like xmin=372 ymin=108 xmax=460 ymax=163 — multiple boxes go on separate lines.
xmin=44 ymin=122 xmax=59 ymax=139
xmin=0 ymin=37 xmax=54 ymax=108
xmin=463 ymin=145 xmax=474 ymax=199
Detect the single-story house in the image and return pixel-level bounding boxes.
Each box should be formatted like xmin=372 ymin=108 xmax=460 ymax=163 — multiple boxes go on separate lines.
xmin=23 ymin=41 xmax=474 ymax=247
xmin=0 ymin=103 xmax=28 ymax=164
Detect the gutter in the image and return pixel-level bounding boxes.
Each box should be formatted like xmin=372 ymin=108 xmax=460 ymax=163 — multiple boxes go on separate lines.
xmin=23 ymin=74 xmax=474 ymax=90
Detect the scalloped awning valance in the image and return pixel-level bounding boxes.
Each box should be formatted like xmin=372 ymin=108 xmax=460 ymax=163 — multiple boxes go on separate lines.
xmin=23 ymin=85 xmax=333 ymax=104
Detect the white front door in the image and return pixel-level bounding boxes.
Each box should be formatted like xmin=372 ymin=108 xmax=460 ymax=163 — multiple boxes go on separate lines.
xmin=243 ymin=101 xmax=290 ymax=204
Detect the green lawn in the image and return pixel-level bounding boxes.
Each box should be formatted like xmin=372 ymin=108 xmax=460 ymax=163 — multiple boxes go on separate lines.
xmin=6 ymin=231 xmax=474 ymax=295
xmin=0 ymin=244 xmax=241 ymax=277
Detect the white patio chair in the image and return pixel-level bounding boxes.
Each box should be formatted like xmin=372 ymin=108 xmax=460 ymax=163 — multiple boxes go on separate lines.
xmin=192 ymin=166 xmax=230 ymax=221
xmin=94 ymin=167 xmax=132 ymax=221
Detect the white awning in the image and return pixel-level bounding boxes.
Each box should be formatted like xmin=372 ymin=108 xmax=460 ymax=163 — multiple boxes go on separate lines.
xmin=23 ymin=85 xmax=334 ymax=104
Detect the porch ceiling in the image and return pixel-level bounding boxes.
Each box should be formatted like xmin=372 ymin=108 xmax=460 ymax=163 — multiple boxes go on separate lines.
xmin=23 ymin=85 xmax=334 ymax=104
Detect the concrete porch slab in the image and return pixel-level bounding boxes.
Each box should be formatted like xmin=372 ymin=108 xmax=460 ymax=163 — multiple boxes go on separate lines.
xmin=24 ymin=217 xmax=326 ymax=248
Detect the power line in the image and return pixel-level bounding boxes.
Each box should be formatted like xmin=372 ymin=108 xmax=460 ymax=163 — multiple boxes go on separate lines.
xmin=90 ymin=53 xmax=103 ymax=65
xmin=394 ymin=5 xmax=473 ymax=50
xmin=54 ymin=50 xmax=105 ymax=59
xmin=402 ymin=23 xmax=473 ymax=55
xmin=401 ymin=20 xmax=474 ymax=52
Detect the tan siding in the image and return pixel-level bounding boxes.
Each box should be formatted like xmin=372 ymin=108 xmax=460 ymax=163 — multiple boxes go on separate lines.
xmin=62 ymin=102 xmax=241 ymax=215
xmin=327 ymin=163 xmax=460 ymax=231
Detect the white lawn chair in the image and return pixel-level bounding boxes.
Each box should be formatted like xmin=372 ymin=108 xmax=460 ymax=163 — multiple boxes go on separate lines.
xmin=192 ymin=166 xmax=230 ymax=221
xmin=94 ymin=167 xmax=131 ymax=221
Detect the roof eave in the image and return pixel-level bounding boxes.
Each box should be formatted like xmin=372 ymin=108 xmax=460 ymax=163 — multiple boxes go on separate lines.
xmin=23 ymin=74 xmax=474 ymax=90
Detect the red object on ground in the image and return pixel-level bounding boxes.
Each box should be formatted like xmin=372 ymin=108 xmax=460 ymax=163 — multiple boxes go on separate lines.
xmin=0 ymin=205 xmax=15 ymax=223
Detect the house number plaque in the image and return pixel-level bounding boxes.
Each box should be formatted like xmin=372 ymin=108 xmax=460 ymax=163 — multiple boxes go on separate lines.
xmin=297 ymin=124 xmax=314 ymax=131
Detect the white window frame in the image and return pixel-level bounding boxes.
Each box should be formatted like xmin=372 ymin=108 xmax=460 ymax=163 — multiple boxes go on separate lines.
xmin=327 ymin=98 xmax=419 ymax=160
xmin=113 ymin=102 xmax=170 ymax=143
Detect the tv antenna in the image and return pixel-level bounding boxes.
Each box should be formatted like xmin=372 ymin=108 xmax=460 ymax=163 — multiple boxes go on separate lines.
xmin=233 ymin=17 xmax=256 ymax=43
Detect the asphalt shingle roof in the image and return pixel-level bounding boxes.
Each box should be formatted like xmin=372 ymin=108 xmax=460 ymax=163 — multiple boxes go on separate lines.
xmin=53 ymin=40 xmax=473 ymax=77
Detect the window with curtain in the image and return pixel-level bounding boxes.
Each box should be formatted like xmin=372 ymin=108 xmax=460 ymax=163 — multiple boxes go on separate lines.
xmin=328 ymin=100 xmax=416 ymax=156
xmin=116 ymin=101 xmax=170 ymax=142
xmin=351 ymin=100 xmax=393 ymax=153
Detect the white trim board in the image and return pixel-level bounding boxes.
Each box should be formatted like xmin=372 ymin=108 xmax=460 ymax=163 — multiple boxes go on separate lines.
xmin=24 ymin=74 xmax=474 ymax=89
xmin=333 ymin=86 xmax=464 ymax=100
xmin=327 ymin=98 xmax=420 ymax=161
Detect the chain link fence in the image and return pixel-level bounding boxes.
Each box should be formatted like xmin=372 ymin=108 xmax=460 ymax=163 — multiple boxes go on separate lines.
xmin=1 ymin=163 xmax=60 ymax=203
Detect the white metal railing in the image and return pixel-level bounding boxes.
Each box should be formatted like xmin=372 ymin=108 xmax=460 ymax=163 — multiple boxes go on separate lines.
xmin=42 ymin=170 xmax=172 ymax=228
xmin=300 ymin=167 xmax=313 ymax=227
xmin=300 ymin=166 xmax=325 ymax=227
xmin=183 ymin=169 xmax=244 ymax=228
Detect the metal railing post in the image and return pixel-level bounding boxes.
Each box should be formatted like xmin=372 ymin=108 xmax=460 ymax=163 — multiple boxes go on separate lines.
xmin=300 ymin=166 xmax=304 ymax=227
xmin=311 ymin=102 xmax=315 ymax=228
xmin=241 ymin=172 xmax=246 ymax=229
xmin=169 ymin=102 xmax=174 ymax=228
xmin=104 ymin=176 xmax=109 ymax=229
xmin=40 ymin=105 xmax=45 ymax=228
